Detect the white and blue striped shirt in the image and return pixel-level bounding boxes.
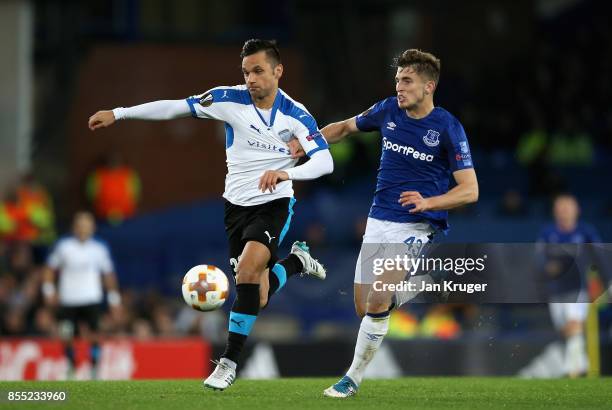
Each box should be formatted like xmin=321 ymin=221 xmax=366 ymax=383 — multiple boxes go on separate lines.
xmin=186 ymin=85 xmax=329 ymax=205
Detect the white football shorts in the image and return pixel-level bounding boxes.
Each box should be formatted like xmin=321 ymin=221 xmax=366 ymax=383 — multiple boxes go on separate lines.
xmin=354 ymin=217 xmax=435 ymax=285
xmin=549 ymin=302 xmax=589 ymax=330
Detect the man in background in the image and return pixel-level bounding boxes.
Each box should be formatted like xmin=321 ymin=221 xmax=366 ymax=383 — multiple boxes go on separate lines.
xmin=42 ymin=211 xmax=121 ymax=379
xmin=521 ymin=194 xmax=603 ymax=378
xmin=87 ymin=154 xmax=141 ymax=225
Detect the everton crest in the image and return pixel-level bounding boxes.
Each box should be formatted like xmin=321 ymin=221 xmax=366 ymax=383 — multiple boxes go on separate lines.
xmin=423 ymin=129 xmax=440 ymax=147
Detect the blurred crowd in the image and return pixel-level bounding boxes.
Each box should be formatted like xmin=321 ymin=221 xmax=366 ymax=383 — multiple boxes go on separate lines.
xmin=0 ymin=236 xmax=227 ymax=342
xmin=0 ymin=169 xmax=226 ymax=343
xmin=469 ymin=6 xmax=611 ymax=154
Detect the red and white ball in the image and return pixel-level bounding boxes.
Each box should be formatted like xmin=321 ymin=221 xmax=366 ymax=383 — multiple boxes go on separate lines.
xmin=181 ymin=265 xmax=229 ymax=311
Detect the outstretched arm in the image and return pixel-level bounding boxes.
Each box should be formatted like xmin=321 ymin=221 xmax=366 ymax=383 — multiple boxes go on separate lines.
xmin=288 ymin=116 xmax=359 ymax=158
xmin=320 ymin=117 xmax=359 ymax=144
xmin=88 ymin=99 xmax=191 ymax=131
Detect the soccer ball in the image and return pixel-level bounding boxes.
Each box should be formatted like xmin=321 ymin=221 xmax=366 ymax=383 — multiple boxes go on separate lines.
xmin=181 ymin=265 xmax=230 ymax=311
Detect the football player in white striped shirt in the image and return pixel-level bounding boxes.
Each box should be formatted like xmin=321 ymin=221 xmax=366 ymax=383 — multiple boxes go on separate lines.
xmin=42 ymin=211 xmax=121 ymax=379
xmin=88 ymin=39 xmax=333 ymax=390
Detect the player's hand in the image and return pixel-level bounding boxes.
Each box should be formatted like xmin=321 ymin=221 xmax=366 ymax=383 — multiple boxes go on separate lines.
xmin=399 ymin=191 xmax=431 ymax=213
xmin=109 ymin=304 xmax=122 ymax=321
xmin=44 ymin=294 xmax=58 ymax=308
xmin=88 ymin=110 xmax=116 ymax=131
xmin=259 ymin=170 xmax=289 ymax=193
xmin=288 ymin=138 xmax=305 ymax=159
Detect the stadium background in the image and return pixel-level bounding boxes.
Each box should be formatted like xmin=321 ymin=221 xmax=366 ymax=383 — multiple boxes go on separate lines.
xmin=1 ymin=0 xmax=611 ymax=379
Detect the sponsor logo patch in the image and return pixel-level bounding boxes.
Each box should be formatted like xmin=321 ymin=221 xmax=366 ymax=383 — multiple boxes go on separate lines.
xmin=456 ymin=151 xmax=472 ymax=166
xmin=307 ymin=131 xmax=323 ymax=141
xmin=383 ymin=137 xmax=433 ymax=162
xmin=278 ymin=129 xmax=292 ymax=142
xmin=247 ymin=140 xmax=290 ymax=155
xmin=198 ymin=92 xmax=214 ymax=107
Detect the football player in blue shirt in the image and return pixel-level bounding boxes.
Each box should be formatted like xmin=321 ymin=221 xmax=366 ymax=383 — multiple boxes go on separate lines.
xmin=291 ymin=49 xmax=478 ymax=397
xmin=537 ymin=193 xmax=602 ymax=377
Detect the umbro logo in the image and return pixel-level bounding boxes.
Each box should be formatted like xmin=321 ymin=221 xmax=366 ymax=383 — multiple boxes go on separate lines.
xmin=386 ymin=122 xmax=396 ymax=131
xmin=250 ymin=124 xmax=261 ymax=133
xmin=365 ymin=332 xmax=380 ymax=341
xmin=264 ymin=231 xmax=276 ymax=243
xmin=230 ymin=318 xmax=244 ymax=327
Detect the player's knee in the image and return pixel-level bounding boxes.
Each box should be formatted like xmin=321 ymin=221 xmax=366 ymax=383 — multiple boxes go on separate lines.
xmin=236 ymin=271 xmax=259 ymax=283
xmin=366 ymin=300 xmax=390 ymax=314
xmin=564 ymin=320 xmax=583 ymax=337
xmin=366 ymin=292 xmax=393 ymax=314
xmin=236 ymin=260 xmax=264 ymax=283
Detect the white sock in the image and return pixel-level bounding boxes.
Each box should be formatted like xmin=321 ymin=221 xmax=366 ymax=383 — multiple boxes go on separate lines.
xmin=220 ymin=357 xmax=237 ymax=371
xmin=345 ymin=313 xmax=390 ymax=386
xmin=564 ymin=334 xmax=586 ymax=376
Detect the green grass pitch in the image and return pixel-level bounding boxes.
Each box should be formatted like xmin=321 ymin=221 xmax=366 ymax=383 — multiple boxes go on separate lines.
xmin=1 ymin=378 xmax=611 ymax=409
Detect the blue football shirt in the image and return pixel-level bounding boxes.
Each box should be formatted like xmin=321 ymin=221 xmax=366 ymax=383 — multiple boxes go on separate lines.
xmin=355 ymin=96 xmax=473 ymax=232
xmin=538 ymin=223 xmax=602 ymax=296
xmin=538 ymin=223 xmax=601 ymax=244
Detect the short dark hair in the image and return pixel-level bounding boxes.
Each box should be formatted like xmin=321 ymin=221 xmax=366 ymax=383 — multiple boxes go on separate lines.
xmin=393 ymin=49 xmax=441 ymax=84
xmin=240 ymin=39 xmax=281 ymax=66
xmin=553 ymin=192 xmax=578 ymax=204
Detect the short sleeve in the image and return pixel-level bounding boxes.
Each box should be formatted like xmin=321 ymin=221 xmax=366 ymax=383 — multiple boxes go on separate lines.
xmin=46 ymin=242 xmax=62 ymax=269
xmin=185 ymin=87 xmax=247 ymax=122
xmin=355 ymin=99 xmax=388 ymax=132
xmin=443 ymin=118 xmax=474 ymax=171
xmin=585 ymin=225 xmax=602 ymax=243
xmin=98 ymin=244 xmax=115 ymax=275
